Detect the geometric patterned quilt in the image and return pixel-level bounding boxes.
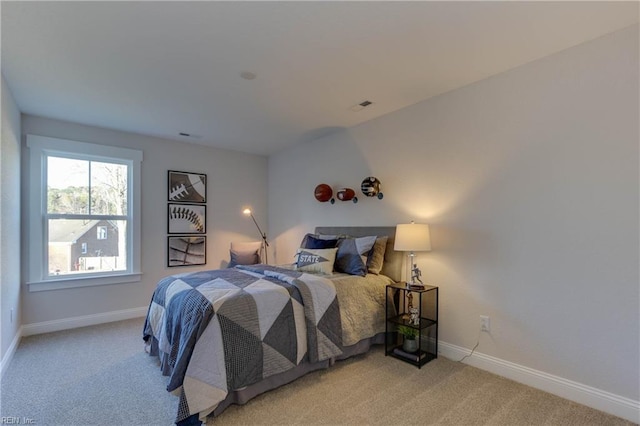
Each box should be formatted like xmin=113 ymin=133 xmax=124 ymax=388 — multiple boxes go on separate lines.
xmin=143 ymin=265 xmax=343 ymax=423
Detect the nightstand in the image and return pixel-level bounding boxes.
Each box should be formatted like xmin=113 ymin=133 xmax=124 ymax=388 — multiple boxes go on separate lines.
xmin=385 ymin=282 xmax=438 ymax=368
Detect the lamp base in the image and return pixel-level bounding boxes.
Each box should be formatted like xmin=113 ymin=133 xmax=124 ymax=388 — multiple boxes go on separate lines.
xmin=406 ymin=252 xmax=416 ymax=287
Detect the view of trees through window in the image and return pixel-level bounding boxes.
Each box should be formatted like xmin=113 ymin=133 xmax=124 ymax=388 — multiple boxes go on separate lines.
xmin=47 ymin=157 xmax=128 ymax=215
xmin=47 ymin=156 xmax=128 ymax=276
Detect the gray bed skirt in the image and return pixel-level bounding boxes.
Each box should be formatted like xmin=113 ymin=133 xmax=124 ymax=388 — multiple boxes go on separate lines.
xmin=209 ymin=332 xmax=384 ymax=418
xmin=150 ymin=332 xmax=384 ymax=423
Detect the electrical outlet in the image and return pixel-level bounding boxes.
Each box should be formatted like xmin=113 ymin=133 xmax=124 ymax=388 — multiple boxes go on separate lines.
xmin=480 ymin=315 xmax=490 ymax=332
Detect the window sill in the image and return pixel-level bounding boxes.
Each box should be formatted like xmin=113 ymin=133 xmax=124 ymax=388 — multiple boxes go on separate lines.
xmin=27 ymin=272 xmax=142 ymax=292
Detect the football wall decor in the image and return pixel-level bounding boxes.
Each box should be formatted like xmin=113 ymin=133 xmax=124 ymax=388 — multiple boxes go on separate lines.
xmin=168 ymin=170 xmax=207 ymax=203
xmin=337 ymin=188 xmax=358 ymax=203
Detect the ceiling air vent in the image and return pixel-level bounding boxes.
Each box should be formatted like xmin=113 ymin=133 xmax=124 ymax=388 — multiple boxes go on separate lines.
xmin=178 ymin=132 xmax=202 ymax=139
xmin=350 ymin=100 xmax=374 ymax=112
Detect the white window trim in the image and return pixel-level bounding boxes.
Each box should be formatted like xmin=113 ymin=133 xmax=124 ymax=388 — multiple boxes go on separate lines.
xmin=26 ymin=134 xmax=143 ymax=292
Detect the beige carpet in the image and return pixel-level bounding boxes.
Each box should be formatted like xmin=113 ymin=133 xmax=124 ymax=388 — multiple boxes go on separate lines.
xmin=210 ymin=347 xmax=635 ymax=426
xmin=1 ymin=318 xmax=635 ymax=426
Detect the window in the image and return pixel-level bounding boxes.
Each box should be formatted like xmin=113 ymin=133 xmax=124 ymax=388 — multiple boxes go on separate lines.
xmin=97 ymin=226 xmax=108 ymax=240
xmin=27 ymin=135 xmax=142 ymax=291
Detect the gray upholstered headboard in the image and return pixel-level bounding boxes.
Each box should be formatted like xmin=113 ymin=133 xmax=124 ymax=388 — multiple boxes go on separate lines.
xmin=314 ymin=226 xmax=402 ymax=282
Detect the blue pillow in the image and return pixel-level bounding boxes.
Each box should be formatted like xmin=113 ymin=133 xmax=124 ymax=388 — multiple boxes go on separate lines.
xmin=228 ymin=248 xmax=260 ymax=267
xmin=303 ymin=234 xmax=339 ymax=249
xmin=334 ymin=236 xmax=377 ymax=276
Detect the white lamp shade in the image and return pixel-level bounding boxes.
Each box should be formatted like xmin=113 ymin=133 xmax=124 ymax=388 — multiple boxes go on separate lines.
xmin=394 ymin=223 xmax=432 ymax=252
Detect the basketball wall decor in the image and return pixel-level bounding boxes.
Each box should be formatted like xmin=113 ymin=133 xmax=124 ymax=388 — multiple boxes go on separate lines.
xmin=168 ymin=236 xmax=206 ymax=267
xmin=361 ymin=176 xmax=383 ymax=200
xmin=314 ymin=183 xmax=333 ymax=202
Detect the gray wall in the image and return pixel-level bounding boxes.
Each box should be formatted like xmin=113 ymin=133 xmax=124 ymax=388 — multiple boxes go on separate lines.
xmin=269 ymin=26 xmax=639 ymax=402
xmin=1 ymin=75 xmax=22 ymax=363
xmin=20 ymin=115 xmax=268 ymax=325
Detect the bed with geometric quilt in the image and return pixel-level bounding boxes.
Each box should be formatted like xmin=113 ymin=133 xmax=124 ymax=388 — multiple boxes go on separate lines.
xmin=143 ymin=226 xmax=403 ymax=425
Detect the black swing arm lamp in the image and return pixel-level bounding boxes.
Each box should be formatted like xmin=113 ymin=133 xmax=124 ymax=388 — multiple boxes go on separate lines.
xmin=243 ymin=208 xmax=269 ymax=264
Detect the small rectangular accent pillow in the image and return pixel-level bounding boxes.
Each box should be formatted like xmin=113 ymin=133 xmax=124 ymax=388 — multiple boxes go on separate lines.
xmin=299 ymin=233 xmax=315 ymax=248
xmin=334 ymin=235 xmax=377 ymax=276
xmin=228 ymin=241 xmax=262 ymax=267
xmin=229 ymin=248 xmax=260 ymax=267
xmin=300 ymin=232 xmax=346 ymax=248
xmin=302 ymin=234 xmax=339 ymax=249
xmin=295 ymin=247 xmax=338 ymax=274
xmin=367 ymin=236 xmax=388 ymax=275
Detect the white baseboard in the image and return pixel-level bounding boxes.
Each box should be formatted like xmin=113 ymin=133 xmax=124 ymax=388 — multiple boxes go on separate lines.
xmin=22 ymin=306 xmax=148 ymax=337
xmin=0 ymin=326 xmax=23 ymax=379
xmin=438 ymin=340 xmax=640 ymax=424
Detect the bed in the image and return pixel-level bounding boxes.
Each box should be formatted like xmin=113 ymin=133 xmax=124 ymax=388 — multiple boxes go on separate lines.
xmin=143 ymin=226 xmax=402 ymax=425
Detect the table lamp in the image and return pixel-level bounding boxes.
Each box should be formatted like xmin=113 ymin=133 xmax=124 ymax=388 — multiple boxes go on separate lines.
xmin=394 ymin=222 xmax=431 ymax=287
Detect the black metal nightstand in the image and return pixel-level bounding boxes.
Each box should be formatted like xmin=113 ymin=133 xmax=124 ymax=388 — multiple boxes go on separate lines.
xmin=385 ymin=282 xmax=439 ymax=368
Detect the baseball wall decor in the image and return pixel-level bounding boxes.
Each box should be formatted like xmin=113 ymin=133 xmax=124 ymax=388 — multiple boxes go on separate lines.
xmin=168 ymin=170 xmax=207 ymax=203
xmin=168 ymin=203 xmax=206 ymax=234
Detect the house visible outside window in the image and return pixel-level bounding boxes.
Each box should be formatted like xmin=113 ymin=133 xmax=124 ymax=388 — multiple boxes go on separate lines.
xmin=26 ymin=135 xmax=143 ymax=292
xmin=97 ymin=226 xmax=108 ymax=240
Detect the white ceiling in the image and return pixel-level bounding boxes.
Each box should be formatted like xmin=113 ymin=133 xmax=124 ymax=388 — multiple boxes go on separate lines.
xmin=2 ymin=2 xmax=638 ymax=156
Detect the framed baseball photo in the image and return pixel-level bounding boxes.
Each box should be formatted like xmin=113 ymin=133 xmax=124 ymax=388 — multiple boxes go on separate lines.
xmin=168 ymin=236 xmax=206 ymax=267
xmin=168 ymin=170 xmax=207 ymax=203
xmin=168 ymin=203 xmax=206 ymax=234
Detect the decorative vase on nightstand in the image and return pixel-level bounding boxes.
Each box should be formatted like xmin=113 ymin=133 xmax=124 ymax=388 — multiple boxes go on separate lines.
xmin=397 ymin=325 xmax=419 ymax=353
xmin=403 ymin=338 xmax=418 ymax=353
